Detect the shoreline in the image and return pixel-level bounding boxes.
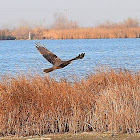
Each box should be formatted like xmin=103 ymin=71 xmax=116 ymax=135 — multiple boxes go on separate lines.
xmin=1 ymin=132 xmax=140 ymax=140
xmin=1 ymin=27 xmax=140 ymax=40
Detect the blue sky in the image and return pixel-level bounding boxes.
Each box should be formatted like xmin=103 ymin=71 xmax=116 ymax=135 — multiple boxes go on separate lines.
xmin=0 ymin=0 xmax=140 ymax=28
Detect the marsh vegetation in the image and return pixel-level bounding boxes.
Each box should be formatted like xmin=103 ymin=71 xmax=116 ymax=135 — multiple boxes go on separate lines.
xmin=0 ymin=17 xmax=140 ymax=40
xmin=0 ymin=68 xmax=139 ymax=136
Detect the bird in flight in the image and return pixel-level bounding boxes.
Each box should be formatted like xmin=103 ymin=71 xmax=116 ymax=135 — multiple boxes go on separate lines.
xmin=35 ymin=42 xmax=85 ymax=73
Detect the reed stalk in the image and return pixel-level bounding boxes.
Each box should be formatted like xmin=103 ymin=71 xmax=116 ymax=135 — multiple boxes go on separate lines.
xmin=0 ymin=68 xmax=139 ymax=136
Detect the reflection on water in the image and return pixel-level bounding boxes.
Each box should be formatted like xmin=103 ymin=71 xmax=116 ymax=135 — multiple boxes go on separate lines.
xmin=0 ymin=39 xmax=140 ymax=79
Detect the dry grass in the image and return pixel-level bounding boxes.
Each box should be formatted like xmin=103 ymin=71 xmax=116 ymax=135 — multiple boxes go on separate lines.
xmin=1 ymin=26 xmax=140 ymax=40
xmin=42 ymin=27 xmax=140 ymax=39
xmin=0 ymin=68 xmax=139 ymax=137
xmin=1 ymin=18 xmax=140 ymax=40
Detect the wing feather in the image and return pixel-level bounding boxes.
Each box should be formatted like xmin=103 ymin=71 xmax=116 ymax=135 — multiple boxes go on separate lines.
xmin=67 ymin=53 xmax=85 ymax=62
xmin=35 ymin=43 xmax=62 ymax=65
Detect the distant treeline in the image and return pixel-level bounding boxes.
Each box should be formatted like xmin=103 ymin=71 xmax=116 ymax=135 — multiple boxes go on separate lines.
xmin=0 ymin=18 xmax=140 ymax=40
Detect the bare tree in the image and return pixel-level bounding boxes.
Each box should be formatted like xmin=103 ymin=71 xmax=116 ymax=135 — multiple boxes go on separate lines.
xmin=51 ymin=13 xmax=79 ymax=29
xmin=122 ymin=18 xmax=139 ymax=28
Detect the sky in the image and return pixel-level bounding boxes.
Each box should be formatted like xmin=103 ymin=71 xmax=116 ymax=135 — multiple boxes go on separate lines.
xmin=0 ymin=0 xmax=140 ymax=28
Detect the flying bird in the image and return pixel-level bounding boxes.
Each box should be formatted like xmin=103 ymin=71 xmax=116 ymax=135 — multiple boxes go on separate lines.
xmin=35 ymin=42 xmax=85 ymax=73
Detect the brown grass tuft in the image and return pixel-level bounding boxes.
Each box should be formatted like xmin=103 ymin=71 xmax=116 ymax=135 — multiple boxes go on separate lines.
xmin=0 ymin=68 xmax=139 ymax=136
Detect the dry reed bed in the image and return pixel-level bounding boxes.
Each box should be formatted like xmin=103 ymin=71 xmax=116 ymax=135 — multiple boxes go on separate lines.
xmin=2 ymin=27 xmax=140 ymax=40
xmin=42 ymin=27 xmax=140 ymax=39
xmin=0 ymin=69 xmax=140 ymax=136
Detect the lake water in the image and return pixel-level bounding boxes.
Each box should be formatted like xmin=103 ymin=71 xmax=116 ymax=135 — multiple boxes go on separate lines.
xmin=0 ymin=38 xmax=140 ymax=79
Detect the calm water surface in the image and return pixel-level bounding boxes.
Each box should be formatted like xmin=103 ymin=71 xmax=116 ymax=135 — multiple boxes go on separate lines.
xmin=0 ymin=39 xmax=140 ymax=79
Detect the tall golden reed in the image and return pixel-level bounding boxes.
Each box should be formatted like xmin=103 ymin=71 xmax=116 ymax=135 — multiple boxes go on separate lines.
xmin=42 ymin=27 xmax=140 ymax=39
xmin=0 ymin=68 xmax=139 ymax=136
xmin=1 ymin=26 xmax=140 ymax=40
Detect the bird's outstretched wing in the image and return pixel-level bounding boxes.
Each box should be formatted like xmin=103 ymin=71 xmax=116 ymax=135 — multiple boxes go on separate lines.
xmin=35 ymin=42 xmax=62 ymax=65
xmin=67 ymin=53 xmax=85 ymax=62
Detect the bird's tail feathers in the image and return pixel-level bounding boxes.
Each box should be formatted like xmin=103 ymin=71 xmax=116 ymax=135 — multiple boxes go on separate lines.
xmin=43 ymin=67 xmax=54 ymax=73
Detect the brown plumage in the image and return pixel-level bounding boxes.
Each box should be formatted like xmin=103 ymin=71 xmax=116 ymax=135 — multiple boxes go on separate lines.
xmin=35 ymin=42 xmax=85 ymax=73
